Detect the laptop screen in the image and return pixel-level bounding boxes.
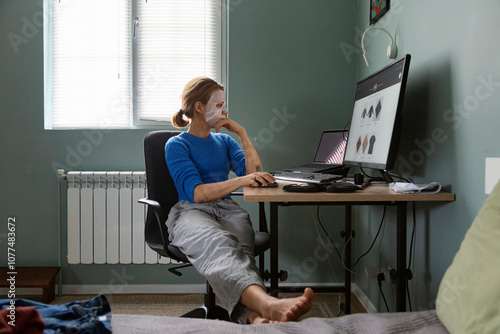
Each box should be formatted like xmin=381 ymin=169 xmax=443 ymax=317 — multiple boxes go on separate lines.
xmin=313 ymin=130 xmax=348 ymax=164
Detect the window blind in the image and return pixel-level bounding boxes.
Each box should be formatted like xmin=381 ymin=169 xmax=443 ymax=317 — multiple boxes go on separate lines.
xmin=136 ymin=0 xmax=220 ymax=122
xmin=46 ymin=0 xmax=223 ymax=129
xmin=50 ymin=0 xmax=131 ymax=128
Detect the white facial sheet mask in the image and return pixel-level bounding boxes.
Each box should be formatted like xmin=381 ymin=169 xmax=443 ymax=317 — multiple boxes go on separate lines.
xmin=205 ymin=90 xmax=227 ymax=128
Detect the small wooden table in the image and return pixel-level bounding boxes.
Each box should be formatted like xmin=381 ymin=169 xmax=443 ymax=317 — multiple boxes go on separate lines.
xmin=0 ymin=267 xmax=60 ymax=303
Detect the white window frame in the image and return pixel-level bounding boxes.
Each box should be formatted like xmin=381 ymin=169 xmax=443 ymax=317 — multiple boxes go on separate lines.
xmin=43 ymin=0 xmax=228 ymax=130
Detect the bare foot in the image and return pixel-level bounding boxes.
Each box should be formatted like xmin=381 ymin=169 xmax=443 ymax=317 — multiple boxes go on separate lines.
xmin=248 ymin=310 xmax=270 ymax=324
xmin=263 ymin=288 xmax=314 ymax=322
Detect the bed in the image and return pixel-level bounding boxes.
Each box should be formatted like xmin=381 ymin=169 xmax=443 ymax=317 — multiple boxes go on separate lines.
xmin=111 ymin=310 xmax=446 ymax=333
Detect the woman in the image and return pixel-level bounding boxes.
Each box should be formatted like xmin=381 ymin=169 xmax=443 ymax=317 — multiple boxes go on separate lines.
xmin=165 ymin=77 xmax=313 ymax=324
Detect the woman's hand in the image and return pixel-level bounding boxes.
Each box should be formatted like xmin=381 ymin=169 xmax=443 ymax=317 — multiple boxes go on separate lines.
xmin=245 ymin=172 xmax=276 ymax=187
xmin=193 ymin=172 xmax=276 ymax=203
xmin=215 ymin=118 xmax=245 ymax=135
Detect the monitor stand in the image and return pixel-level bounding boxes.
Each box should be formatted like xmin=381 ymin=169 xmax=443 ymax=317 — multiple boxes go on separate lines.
xmin=362 ymin=170 xmax=394 ymax=188
xmin=379 ymin=170 xmax=395 ymax=183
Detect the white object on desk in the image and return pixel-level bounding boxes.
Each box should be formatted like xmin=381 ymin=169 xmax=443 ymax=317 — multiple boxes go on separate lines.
xmin=389 ymin=182 xmax=442 ymax=194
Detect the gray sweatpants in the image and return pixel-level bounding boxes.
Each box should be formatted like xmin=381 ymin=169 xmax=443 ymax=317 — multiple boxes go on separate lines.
xmin=166 ymin=199 xmax=266 ymax=324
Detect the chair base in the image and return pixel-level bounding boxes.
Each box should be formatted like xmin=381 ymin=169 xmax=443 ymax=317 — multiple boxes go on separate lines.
xmin=181 ymin=304 xmax=230 ymax=321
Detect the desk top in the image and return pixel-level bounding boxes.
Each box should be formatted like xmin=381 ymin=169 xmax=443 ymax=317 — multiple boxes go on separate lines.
xmin=243 ymin=181 xmax=456 ymax=203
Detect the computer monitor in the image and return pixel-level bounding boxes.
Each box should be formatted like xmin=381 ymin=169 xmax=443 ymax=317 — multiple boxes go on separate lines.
xmin=343 ymin=54 xmax=411 ymax=182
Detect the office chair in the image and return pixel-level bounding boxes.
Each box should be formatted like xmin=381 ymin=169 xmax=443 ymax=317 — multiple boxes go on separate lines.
xmin=139 ymin=130 xmax=271 ymax=321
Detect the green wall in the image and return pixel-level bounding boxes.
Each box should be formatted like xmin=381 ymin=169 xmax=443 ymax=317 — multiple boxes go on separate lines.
xmin=227 ymin=0 xmax=357 ymax=287
xmin=352 ymin=0 xmax=500 ymax=311
xmin=0 ymin=1 xmax=355 ymax=288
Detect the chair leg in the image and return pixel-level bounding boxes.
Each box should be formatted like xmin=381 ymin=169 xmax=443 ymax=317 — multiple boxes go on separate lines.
xmin=205 ymin=282 xmax=230 ymax=321
xmin=181 ymin=281 xmax=230 ymax=321
xmin=181 ymin=305 xmax=211 ymax=319
xmin=206 ymin=304 xmax=231 ymax=321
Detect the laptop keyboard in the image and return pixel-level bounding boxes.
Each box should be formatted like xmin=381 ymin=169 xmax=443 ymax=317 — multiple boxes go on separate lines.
xmin=274 ymin=171 xmax=342 ymax=184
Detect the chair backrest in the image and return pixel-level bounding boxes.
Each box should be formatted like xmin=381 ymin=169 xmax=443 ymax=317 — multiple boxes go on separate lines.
xmin=143 ymin=130 xmax=181 ymax=256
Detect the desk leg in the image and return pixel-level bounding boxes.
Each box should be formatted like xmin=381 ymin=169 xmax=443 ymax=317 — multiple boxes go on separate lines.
xmin=270 ymin=203 xmax=279 ymax=297
xmin=396 ymin=202 xmax=407 ymax=311
xmin=344 ymin=205 xmax=352 ymax=314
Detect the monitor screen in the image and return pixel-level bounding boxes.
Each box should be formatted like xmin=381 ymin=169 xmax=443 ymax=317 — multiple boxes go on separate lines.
xmin=343 ymin=54 xmax=411 ymax=174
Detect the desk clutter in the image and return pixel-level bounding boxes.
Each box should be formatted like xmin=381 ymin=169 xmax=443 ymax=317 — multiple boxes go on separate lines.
xmin=280 ymin=177 xmax=443 ymax=194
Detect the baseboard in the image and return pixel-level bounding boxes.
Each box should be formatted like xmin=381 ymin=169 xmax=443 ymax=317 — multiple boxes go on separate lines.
xmin=60 ymin=284 xmax=207 ymax=295
xmin=2 ymin=282 xmax=378 ymax=313
xmin=0 ymin=285 xmax=206 ymax=296
xmin=352 ymin=284 xmax=377 ymax=313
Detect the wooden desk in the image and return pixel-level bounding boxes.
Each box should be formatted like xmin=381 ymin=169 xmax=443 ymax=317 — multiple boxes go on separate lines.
xmin=244 ymin=182 xmax=455 ymax=313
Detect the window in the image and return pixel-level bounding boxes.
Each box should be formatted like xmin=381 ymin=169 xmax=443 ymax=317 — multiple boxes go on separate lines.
xmin=44 ymin=0 xmax=226 ymax=129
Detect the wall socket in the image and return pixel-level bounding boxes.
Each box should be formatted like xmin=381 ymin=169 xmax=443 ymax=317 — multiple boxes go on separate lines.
xmin=380 ymin=266 xmax=396 ymax=285
xmin=365 ymin=266 xmax=396 ymax=285
xmin=485 ymin=158 xmax=500 ymax=194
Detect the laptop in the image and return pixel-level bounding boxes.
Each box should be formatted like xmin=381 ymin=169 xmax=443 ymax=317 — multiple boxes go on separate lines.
xmin=282 ymin=130 xmax=348 ymax=173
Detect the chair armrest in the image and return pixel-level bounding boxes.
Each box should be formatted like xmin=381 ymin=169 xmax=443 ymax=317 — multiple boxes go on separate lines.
xmin=138 ymin=198 xmax=166 ymax=223
xmin=138 ymin=197 xmax=169 ymax=253
xmin=138 ymin=197 xmax=160 ymax=207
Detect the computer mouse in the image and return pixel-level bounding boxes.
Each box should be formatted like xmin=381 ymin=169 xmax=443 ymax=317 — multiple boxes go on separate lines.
xmin=325 ymin=183 xmax=360 ymax=193
xmin=259 ymin=181 xmax=279 ymax=188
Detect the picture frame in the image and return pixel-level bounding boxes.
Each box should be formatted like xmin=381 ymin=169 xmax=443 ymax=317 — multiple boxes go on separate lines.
xmin=370 ymin=0 xmax=390 ymax=25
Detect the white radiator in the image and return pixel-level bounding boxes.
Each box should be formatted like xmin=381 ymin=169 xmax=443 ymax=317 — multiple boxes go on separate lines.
xmin=66 ymin=171 xmax=169 ymax=265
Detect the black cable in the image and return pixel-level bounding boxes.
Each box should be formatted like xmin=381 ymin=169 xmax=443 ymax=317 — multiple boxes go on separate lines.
xmin=406 ymin=201 xmax=416 ymax=312
xmin=351 ymin=205 xmax=387 ymax=267
xmin=377 ymin=273 xmax=390 ymax=312
xmin=408 ymin=202 xmax=416 ymax=268
xmin=407 ymin=283 xmax=413 ymax=312
xmin=388 ymin=173 xmax=413 ymax=183
xmin=380 ymin=286 xmax=390 ymax=312
xmin=316 ymin=206 xmax=344 ymax=263
xmin=358 ymin=167 xmax=413 ymax=184
xmin=343 ymin=121 xmax=351 ymax=134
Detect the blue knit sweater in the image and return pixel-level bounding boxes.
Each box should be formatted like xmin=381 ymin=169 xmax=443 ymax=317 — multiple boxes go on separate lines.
xmin=165 ymin=132 xmax=247 ymax=203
